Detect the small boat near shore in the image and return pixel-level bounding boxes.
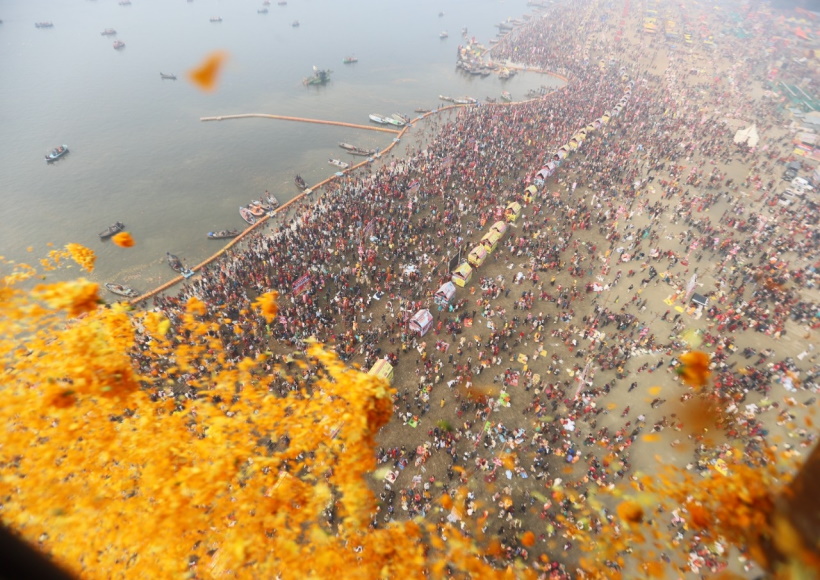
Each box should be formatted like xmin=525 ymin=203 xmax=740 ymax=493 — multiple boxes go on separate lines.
xmin=239 ymin=206 xmax=257 ymax=225
xmin=414 ymin=108 xmax=431 ymax=113
xmin=45 ymin=144 xmax=69 ymax=163
xmin=160 ymin=72 xmax=177 ymax=80
xmin=166 ymin=253 xmax=195 ymax=277
xmin=343 ymin=56 xmax=358 ymax=64
xmin=207 ymin=229 xmax=239 ymax=240
xmin=384 ymin=117 xmax=405 ymax=127
xmin=104 ymin=283 xmax=139 ymax=298
xmin=369 ymin=114 xmax=389 ymax=125
xmin=248 ymin=203 xmax=266 ymax=217
xmin=501 ymin=91 xmax=512 ymax=102
xmin=295 ymin=175 xmax=307 ymax=190
xmin=328 ymin=158 xmax=349 ymax=169
xmin=101 ymin=28 xmax=116 ymax=36
xmin=113 ymin=40 xmax=125 ymax=50
xmin=99 ymin=221 xmax=125 ymax=239
xmin=439 ymin=95 xmax=455 ymax=102
xmin=339 ymin=142 xmax=377 ymax=156
xmin=393 ymin=113 xmax=410 ymax=124
xmin=440 ymin=31 xmax=448 ymax=39
xmin=258 ymin=8 xmax=269 ymax=14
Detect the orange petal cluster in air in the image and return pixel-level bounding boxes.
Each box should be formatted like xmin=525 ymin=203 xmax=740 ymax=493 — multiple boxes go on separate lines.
xmin=111 ymin=232 xmax=135 ymax=248
xmin=188 ymin=51 xmax=228 ymax=92
xmin=253 ymin=290 xmax=279 ymax=323
xmin=676 ymin=350 xmax=711 ymax=388
xmin=65 ymin=243 xmax=96 ymax=272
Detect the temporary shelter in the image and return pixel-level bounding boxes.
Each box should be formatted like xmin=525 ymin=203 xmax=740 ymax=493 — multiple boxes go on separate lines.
xmin=505 ymin=201 xmax=522 ymax=223
xmin=468 ymin=245 xmax=489 ymax=268
xmin=451 ymin=262 xmax=474 ymax=287
xmin=434 ymin=281 xmax=456 ymax=306
xmin=409 ymin=309 xmax=434 ymax=335
xmin=368 ymin=359 xmax=394 ymax=384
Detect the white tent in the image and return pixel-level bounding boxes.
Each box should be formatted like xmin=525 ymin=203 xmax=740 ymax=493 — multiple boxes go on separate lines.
xmin=434 ymin=282 xmax=456 ymax=306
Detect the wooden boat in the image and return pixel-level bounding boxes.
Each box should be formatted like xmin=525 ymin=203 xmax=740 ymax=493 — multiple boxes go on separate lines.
xmin=166 ymin=252 xmax=184 ymax=273
xmin=392 ymin=113 xmax=410 ymax=124
xmin=119 ymin=0 xmax=132 ymax=5
xmin=454 ymin=96 xmax=477 ymax=105
xmin=292 ymin=20 xmax=300 ymax=27
xmin=45 ymin=144 xmax=69 ymax=163
xmin=160 ymin=73 xmax=177 ymax=80
xmin=438 ymin=95 xmax=455 ymax=102
xmin=328 ymin=158 xmax=349 ymax=169
xmin=485 ymin=96 xmax=497 ymax=103
xmin=207 ymin=229 xmax=239 ymax=240
xmin=113 ymin=40 xmax=125 ymax=49
xmin=303 ymin=67 xmax=331 ymax=85
xmin=278 ymin=0 xmax=287 ymax=4
xmin=248 ymin=203 xmax=266 ymax=217
xmin=440 ymin=31 xmax=448 ymax=39
xmin=104 ymin=283 xmax=139 ymax=298
xmin=210 ymin=17 xmax=222 ymax=22
xmin=500 ymin=91 xmax=512 ymax=102
xmin=368 ymin=114 xmax=389 ymax=125
xmin=35 ymin=22 xmax=54 ymax=29
xmin=414 ymin=108 xmax=430 ymax=113
xmin=343 ymin=56 xmax=358 ymax=64
xmin=99 ymin=221 xmax=125 ymax=239
xmin=295 ymin=175 xmax=307 ymax=190
xmin=266 ymin=192 xmax=280 ymax=208
xmin=101 ymin=28 xmax=116 ymax=36
xmin=258 ymin=8 xmax=269 ymax=14
xmin=239 ymin=206 xmax=257 ymax=225
xmin=384 ymin=117 xmax=405 ymax=127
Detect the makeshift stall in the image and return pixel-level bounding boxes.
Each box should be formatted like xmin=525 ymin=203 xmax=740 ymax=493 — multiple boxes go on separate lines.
xmin=481 ymin=230 xmax=503 ymax=253
xmin=434 ymin=281 xmax=456 ymax=306
xmin=409 ymin=309 xmax=434 ymax=336
xmin=490 ymin=221 xmax=508 ymax=237
xmin=468 ymin=245 xmax=489 ymax=268
xmin=504 ymin=201 xmax=522 ymax=223
xmin=368 ymin=359 xmax=395 ymax=384
xmin=523 ymin=184 xmax=538 ymax=203
xmin=691 ymin=293 xmax=708 ymax=308
xmin=451 ymin=262 xmax=474 ymax=287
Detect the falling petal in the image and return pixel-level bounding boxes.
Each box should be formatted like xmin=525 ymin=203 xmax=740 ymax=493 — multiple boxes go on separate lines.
xmin=189 ymin=51 xmax=228 ymax=92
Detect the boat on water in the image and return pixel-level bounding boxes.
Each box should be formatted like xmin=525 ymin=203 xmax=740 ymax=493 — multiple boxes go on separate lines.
xmin=501 ymin=91 xmax=512 ymax=102
xmin=328 ymin=158 xmax=349 ymax=169
xmin=45 ymin=144 xmax=69 ymax=163
xmin=303 ymin=66 xmax=331 ymax=86
xmin=295 ymin=175 xmax=307 ymax=190
xmin=258 ymin=8 xmax=268 ymax=14
xmin=498 ymin=68 xmax=516 ymax=80
xmin=440 ymin=31 xmax=448 ymax=39
xmin=119 ymin=0 xmax=132 ymax=5
xmin=113 ymin=40 xmax=125 ymax=49
xmin=160 ymin=72 xmax=177 ymax=80
xmin=384 ymin=117 xmax=405 ymax=127
xmin=278 ymin=0 xmax=287 ymax=4
xmin=339 ymin=142 xmax=359 ymax=152
xmin=453 ymin=97 xmax=477 ymax=105
xmin=339 ymin=143 xmax=376 ymax=156
xmin=248 ymin=203 xmax=266 ymax=217
xmin=439 ymin=95 xmax=455 ymax=102
xmin=292 ymin=20 xmax=300 ymax=27
xmin=414 ymin=108 xmax=430 ymax=113
xmin=485 ymin=96 xmax=497 ymax=103
xmin=343 ymin=56 xmax=358 ymax=64
xmin=207 ymin=229 xmax=239 ymax=240
xmin=392 ymin=113 xmax=410 ymax=124
xmin=104 ymin=283 xmax=139 ymax=298
xmin=210 ymin=16 xmax=222 ymax=22
xmin=369 ymin=114 xmax=389 ymax=125
xmin=166 ymin=252 xmax=185 ymax=273
xmin=98 ymin=221 xmax=124 ymax=239
xmin=35 ymin=22 xmax=54 ymax=29
xmin=239 ymin=206 xmax=257 ymax=225
xmin=101 ymin=28 xmax=116 ymax=36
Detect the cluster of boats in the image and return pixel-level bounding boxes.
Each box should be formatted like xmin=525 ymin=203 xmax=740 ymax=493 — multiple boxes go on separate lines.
xmin=368 ymin=113 xmax=407 ymax=127
xmin=239 ymin=193 xmax=279 ymax=225
xmin=438 ymin=95 xmax=478 ymax=105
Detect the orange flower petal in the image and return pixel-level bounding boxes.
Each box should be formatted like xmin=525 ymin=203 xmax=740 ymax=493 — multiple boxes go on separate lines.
xmin=188 ymin=51 xmax=228 ymax=92
xmin=111 ymin=232 xmax=135 ymax=248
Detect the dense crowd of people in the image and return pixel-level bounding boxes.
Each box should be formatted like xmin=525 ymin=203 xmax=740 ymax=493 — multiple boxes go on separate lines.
xmin=138 ymin=0 xmax=818 ymax=575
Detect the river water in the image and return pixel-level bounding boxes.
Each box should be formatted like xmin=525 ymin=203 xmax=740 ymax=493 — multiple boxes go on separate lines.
xmin=0 ymin=0 xmax=562 ymax=291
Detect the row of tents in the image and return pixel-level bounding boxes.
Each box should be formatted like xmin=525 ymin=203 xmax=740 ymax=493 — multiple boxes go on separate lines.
xmin=368 ymin=80 xmax=637 ymax=385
